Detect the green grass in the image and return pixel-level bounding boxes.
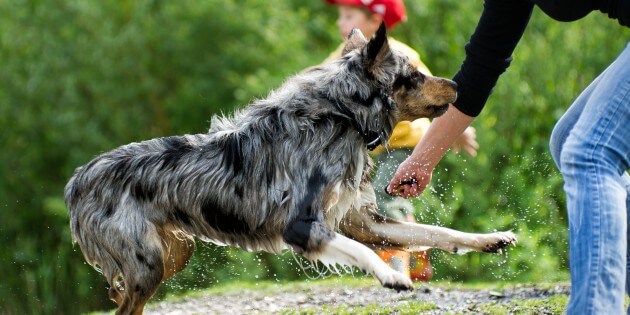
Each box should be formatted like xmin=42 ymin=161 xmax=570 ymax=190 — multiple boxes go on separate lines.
xmin=158 ymin=275 xmax=570 ymax=302
xmin=280 ymin=301 xmax=439 ymax=315
xmin=88 ymin=276 xmax=572 ymax=315
xmin=160 ymin=275 xmax=380 ymax=301
xmin=87 ymin=276 xmax=380 ymax=314
xmin=471 ymin=295 xmax=630 ymax=315
xmin=471 ymin=295 xmax=569 ymax=315
xmin=161 ymin=275 xmax=570 ymax=299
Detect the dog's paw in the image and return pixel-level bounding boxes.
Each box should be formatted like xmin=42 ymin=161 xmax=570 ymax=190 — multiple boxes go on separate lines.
xmin=378 ymin=270 xmax=414 ymax=292
xmin=482 ymin=231 xmax=518 ymax=254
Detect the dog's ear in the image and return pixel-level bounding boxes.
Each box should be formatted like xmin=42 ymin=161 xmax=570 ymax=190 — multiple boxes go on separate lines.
xmin=342 ymin=28 xmax=368 ymax=55
xmin=364 ymin=22 xmax=390 ymax=71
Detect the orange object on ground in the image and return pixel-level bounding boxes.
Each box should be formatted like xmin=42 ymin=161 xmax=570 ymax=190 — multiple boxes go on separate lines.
xmin=409 ymin=250 xmax=432 ymax=281
xmin=377 ymin=249 xmax=433 ymax=281
xmin=376 ymin=249 xmax=410 ymax=277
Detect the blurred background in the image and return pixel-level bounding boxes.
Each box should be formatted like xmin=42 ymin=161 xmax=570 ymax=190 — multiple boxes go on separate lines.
xmin=0 ymin=0 xmax=628 ymax=313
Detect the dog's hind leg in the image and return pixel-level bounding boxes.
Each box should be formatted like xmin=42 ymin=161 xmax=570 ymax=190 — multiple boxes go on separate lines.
xmin=117 ymin=260 xmax=163 ymax=315
xmin=114 ymin=226 xmax=166 ymax=315
xmin=105 ymin=267 xmax=124 ymax=306
xmin=158 ymin=227 xmax=195 ymax=281
xmin=110 ymin=227 xmax=191 ymax=315
xmin=340 ymin=205 xmax=517 ymax=255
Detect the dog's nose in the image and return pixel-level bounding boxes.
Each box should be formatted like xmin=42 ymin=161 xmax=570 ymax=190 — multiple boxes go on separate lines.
xmin=448 ymin=80 xmax=458 ymax=90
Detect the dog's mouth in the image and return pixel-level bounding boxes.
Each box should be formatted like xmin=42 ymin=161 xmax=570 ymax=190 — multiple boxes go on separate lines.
xmin=427 ymin=103 xmax=450 ymax=118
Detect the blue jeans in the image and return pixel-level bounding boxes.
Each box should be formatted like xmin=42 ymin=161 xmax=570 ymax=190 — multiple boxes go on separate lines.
xmin=549 ymin=42 xmax=630 ymax=314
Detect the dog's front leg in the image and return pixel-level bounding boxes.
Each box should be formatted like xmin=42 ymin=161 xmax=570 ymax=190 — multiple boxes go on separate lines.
xmin=318 ymin=232 xmax=413 ymax=291
xmin=283 ymin=218 xmax=413 ymax=291
xmin=340 ymin=206 xmax=517 ymax=254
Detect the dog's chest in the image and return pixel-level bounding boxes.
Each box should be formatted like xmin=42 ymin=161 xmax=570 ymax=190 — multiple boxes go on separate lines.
xmin=323 ymin=152 xmax=370 ymax=228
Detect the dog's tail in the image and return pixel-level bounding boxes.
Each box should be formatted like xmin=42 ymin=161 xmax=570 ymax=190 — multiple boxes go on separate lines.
xmin=64 ymin=166 xmax=93 ymax=249
xmin=64 ymin=167 xmax=84 ymax=245
xmin=64 ymin=166 xmax=127 ymax=300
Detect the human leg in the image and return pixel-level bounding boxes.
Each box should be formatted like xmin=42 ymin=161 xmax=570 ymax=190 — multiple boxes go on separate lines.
xmin=624 ymin=173 xmax=630 ymax=305
xmin=549 ymin=73 xmax=601 ymax=168
xmin=622 ymin=172 xmax=630 ymax=315
xmin=562 ymin=42 xmax=630 ymax=314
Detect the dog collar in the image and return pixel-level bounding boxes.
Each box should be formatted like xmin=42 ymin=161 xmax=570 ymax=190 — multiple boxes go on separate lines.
xmin=318 ymin=92 xmax=385 ymax=150
xmin=365 ymin=134 xmax=382 ymax=151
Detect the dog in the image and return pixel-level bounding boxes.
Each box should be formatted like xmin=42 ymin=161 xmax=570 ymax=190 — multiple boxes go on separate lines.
xmin=65 ymin=24 xmax=516 ymax=314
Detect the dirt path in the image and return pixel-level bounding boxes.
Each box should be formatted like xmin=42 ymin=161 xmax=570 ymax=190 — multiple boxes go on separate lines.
xmin=144 ymin=281 xmax=570 ymax=314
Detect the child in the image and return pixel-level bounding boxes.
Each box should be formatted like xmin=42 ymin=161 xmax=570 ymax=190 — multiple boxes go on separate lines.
xmin=323 ymin=0 xmax=478 ymax=281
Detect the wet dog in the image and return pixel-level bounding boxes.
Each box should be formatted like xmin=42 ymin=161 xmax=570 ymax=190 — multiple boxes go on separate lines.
xmin=65 ymin=24 xmax=516 ymax=314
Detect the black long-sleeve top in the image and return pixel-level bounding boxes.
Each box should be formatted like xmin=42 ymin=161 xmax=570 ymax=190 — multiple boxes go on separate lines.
xmin=452 ymin=0 xmax=630 ymax=117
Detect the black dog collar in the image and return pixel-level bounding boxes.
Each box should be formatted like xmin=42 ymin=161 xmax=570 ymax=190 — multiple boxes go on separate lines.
xmin=318 ymin=91 xmax=392 ymax=150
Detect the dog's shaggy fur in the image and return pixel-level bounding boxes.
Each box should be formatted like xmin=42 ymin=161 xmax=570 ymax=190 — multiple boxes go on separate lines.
xmin=65 ymin=25 xmax=516 ymax=314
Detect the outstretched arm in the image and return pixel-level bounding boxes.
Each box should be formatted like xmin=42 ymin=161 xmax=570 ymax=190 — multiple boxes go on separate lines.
xmin=387 ymin=0 xmax=534 ymax=198
xmin=387 ymin=106 xmax=474 ymax=197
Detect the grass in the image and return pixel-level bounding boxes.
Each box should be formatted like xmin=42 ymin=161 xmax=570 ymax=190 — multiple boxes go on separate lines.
xmin=280 ymin=301 xmax=439 ymax=315
xmin=161 ymin=275 xmax=570 ymax=298
xmin=88 ymin=276 xmax=572 ymax=315
xmin=159 ymin=275 xmax=380 ymax=301
xmin=470 ymin=295 xmax=569 ymax=315
xmin=470 ymin=295 xmax=630 ymax=315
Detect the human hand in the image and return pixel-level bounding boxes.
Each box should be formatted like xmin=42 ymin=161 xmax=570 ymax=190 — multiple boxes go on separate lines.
xmin=386 ymin=157 xmax=435 ymax=198
xmin=451 ymin=127 xmax=478 ymax=157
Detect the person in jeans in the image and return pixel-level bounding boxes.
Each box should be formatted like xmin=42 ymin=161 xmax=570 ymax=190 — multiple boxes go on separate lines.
xmin=386 ymin=1 xmax=629 ymax=313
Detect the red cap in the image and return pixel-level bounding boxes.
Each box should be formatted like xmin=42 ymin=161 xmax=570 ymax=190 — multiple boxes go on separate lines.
xmin=326 ymin=0 xmax=407 ymax=29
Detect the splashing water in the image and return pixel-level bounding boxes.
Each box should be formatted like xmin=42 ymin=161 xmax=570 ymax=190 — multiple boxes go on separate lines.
xmin=290 ymin=251 xmax=356 ymax=280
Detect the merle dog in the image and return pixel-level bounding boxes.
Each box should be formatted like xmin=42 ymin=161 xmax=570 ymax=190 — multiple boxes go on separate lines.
xmin=65 ymin=24 xmax=516 ymax=314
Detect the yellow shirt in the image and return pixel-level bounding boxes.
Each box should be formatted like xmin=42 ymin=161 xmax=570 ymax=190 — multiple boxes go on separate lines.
xmin=324 ymin=37 xmax=432 ymax=154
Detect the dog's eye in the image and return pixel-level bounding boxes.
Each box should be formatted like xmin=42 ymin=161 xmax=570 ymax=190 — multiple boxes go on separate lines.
xmin=393 ymin=75 xmax=411 ymax=90
xmin=410 ymin=71 xmax=425 ymax=85
xmin=393 ymin=70 xmax=426 ymax=91
xmin=415 ymin=71 xmax=426 ymax=82
xmin=408 ymin=72 xmax=425 ymax=89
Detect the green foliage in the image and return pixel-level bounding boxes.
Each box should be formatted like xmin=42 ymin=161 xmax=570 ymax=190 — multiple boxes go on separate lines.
xmin=0 ymin=0 xmax=627 ymax=313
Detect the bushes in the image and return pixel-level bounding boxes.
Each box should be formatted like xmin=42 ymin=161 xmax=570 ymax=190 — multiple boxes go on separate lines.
xmin=0 ymin=0 xmax=627 ymax=313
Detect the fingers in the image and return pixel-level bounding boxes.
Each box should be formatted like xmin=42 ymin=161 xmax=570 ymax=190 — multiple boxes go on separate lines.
xmin=386 ymin=180 xmax=401 ymax=196
xmin=387 ymin=177 xmax=427 ymax=198
xmin=464 ymin=143 xmax=478 ymax=157
xmin=385 ymin=179 xmax=418 ymax=196
xmin=452 ymin=144 xmax=460 ymax=154
xmin=387 ymin=158 xmax=434 ymax=198
xmin=401 ymin=182 xmax=419 ymax=198
xmin=452 ymin=127 xmax=479 ymax=157
xmin=463 ymin=127 xmax=479 ymax=157
xmin=401 ymin=182 xmax=426 ymax=198
xmin=387 ymin=169 xmax=408 ymax=196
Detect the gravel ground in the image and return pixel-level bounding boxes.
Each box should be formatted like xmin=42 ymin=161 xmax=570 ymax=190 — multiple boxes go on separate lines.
xmin=145 ymin=282 xmax=570 ymax=315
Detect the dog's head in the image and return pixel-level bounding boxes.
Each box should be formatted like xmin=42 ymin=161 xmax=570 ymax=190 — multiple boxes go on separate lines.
xmin=340 ymin=23 xmax=457 ymax=122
